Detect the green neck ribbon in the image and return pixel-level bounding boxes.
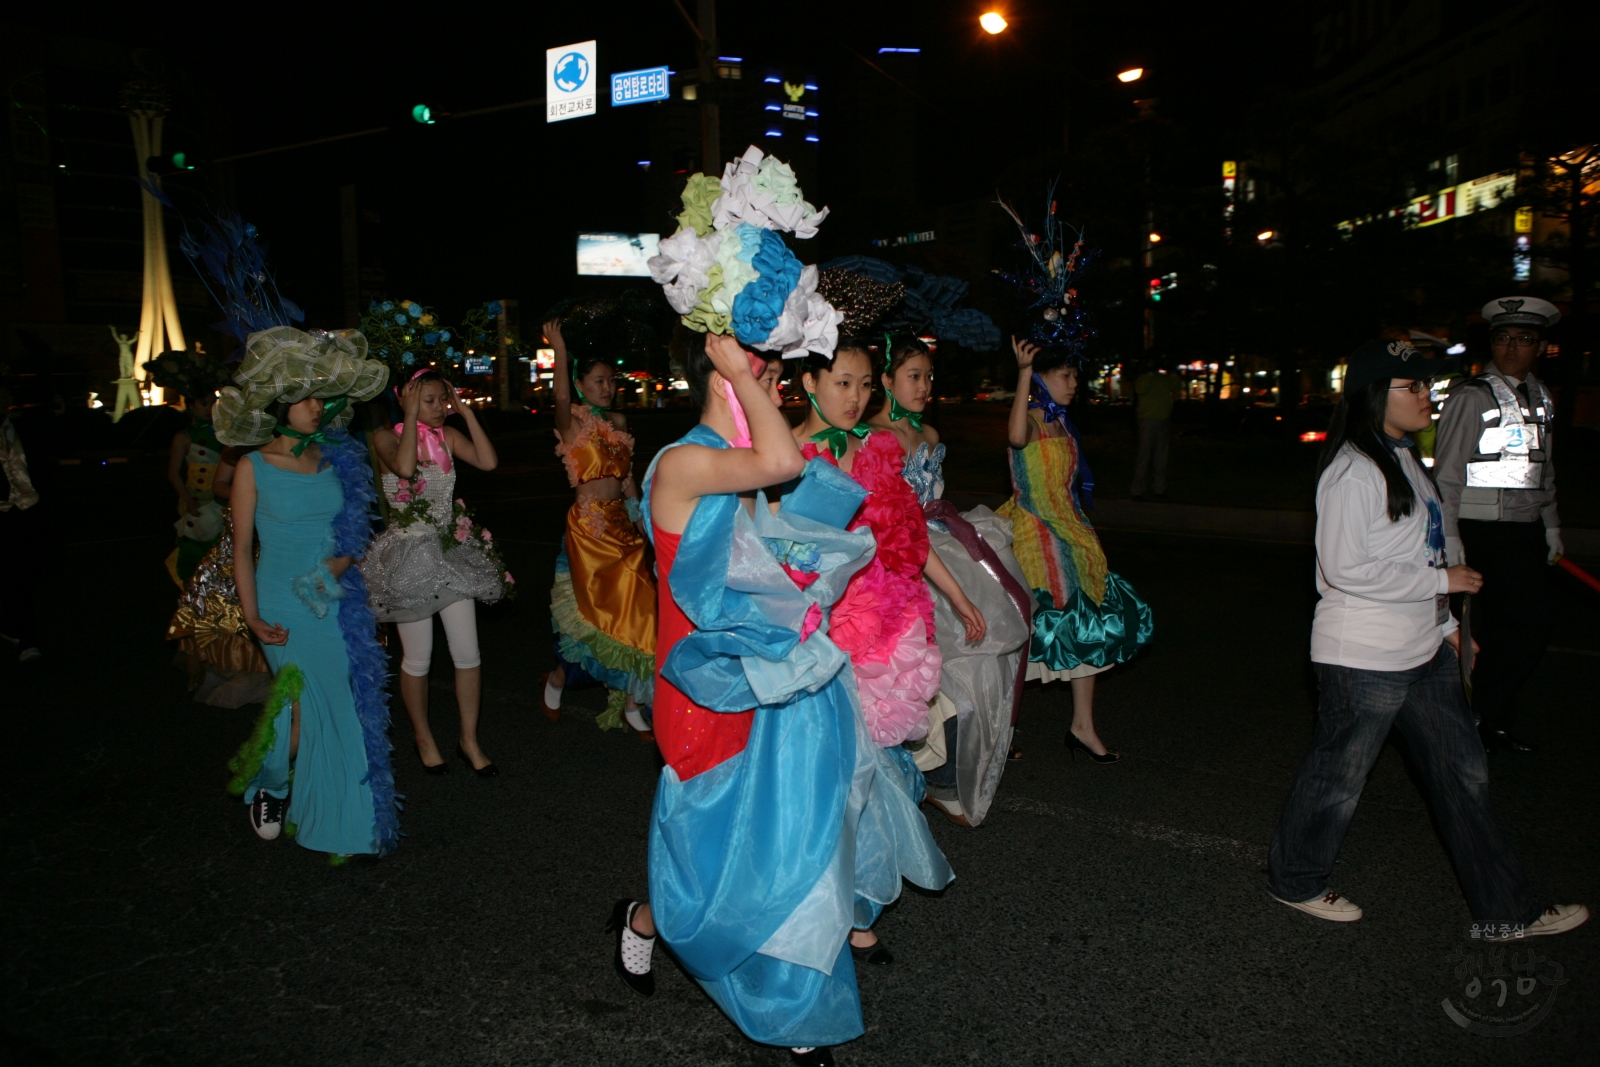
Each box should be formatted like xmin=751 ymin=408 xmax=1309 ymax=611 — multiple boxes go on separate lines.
xmin=888 ymin=392 xmax=923 ymax=431
xmin=572 ymin=384 xmax=606 ymax=417
xmin=279 ymin=396 xmax=348 ymax=457
xmin=806 ymin=391 xmax=870 ymax=459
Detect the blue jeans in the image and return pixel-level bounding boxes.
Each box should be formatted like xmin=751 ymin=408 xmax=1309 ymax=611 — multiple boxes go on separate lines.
xmin=1268 ymin=645 xmax=1539 ymax=924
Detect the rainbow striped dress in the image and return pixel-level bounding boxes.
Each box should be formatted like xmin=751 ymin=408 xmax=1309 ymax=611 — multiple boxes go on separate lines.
xmin=997 ymin=424 xmax=1152 ymax=675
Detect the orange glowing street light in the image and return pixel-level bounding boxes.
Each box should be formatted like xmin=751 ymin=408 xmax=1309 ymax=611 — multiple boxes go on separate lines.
xmin=980 ymin=11 xmax=1008 ymax=34
xmin=1117 ymin=67 xmax=1144 ymax=83
xmin=1148 ymin=232 xmax=1162 ymax=243
xmin=1257 ymin=229 xmax=1276 ymax=242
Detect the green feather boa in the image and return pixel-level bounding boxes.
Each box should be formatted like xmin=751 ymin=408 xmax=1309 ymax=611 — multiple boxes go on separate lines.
xmin=226 ymin=664 xmax=304 ymax=796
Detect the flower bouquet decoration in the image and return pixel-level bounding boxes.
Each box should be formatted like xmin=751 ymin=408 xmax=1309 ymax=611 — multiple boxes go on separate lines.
xmin=648 ymin=145 xmax=843 ymax=361
xmin=361 ymin=299 xmax=463 ymax=381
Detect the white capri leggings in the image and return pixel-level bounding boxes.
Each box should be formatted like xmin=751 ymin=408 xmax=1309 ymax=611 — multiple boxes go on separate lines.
xmin=396 ymin=598 xmax=481 ymax=676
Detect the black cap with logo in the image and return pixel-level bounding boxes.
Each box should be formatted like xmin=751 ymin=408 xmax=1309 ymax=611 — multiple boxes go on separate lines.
xmin=1344 ymin=337 xmax=1459 ymax=394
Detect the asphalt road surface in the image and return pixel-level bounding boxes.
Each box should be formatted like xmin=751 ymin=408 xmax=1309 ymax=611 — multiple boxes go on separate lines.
xmin=3 ymin=410 xmax=1596 ymax=1066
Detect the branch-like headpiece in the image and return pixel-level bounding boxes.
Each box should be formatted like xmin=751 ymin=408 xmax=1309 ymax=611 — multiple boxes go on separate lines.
xmin=992 ymin=180 xmax=1098 ymax=363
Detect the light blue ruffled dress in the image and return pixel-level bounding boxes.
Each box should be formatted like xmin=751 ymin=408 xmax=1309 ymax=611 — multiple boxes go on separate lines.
xmin=641 ymin=425 xmax=953 ymax=1048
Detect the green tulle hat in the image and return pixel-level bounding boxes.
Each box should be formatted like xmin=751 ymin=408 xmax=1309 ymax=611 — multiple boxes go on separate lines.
xmin=214 ymin=327 xmax=389 ymax=447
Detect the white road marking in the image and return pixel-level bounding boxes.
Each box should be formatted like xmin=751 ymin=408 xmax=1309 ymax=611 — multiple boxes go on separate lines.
xmin=992 ymin=795 xmax=1262 ymax=864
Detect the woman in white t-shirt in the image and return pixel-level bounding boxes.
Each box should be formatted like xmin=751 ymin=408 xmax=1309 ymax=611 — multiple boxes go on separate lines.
xmin=1266 ymin=337 xmax=1587 ymax=938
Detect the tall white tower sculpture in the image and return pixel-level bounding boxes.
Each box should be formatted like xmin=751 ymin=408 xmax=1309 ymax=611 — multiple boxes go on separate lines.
xmin=121 ymin=79 xmax=185 ymax=406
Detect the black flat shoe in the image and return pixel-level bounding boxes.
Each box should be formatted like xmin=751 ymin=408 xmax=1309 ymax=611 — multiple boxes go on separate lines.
xmin=606 ymin=899 xmax=655 ymax=997
xmin=790 ymin=1048 xmax=836 ymax=1066
xmin=415 ymin=743 xmax=448 ymax=775
xmin=1065 ymin=733 xmax=1122 ymax=764
xmin=1480 ymin=727 xmax=1535 ymax=754
xmin=849 ymin=937 xmax=893 ymax=966
xmin=457 ymin=745 xmax=499 ymax=777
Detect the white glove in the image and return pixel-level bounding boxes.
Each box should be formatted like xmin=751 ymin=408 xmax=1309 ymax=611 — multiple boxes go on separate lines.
xmin=1445 ymin=536 xmax=1465 ymax=567
xmin=1546 ymin=527 xmax=1564 ymax=564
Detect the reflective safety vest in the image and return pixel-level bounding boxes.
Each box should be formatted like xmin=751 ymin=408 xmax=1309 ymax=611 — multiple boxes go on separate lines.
xmin=1464 ymin=373 xmax=1552 ymax=490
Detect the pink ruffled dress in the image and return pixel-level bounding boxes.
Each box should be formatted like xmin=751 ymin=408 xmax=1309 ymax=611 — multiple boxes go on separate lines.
xmin=804 ymin=433 xmax=942 ymax=747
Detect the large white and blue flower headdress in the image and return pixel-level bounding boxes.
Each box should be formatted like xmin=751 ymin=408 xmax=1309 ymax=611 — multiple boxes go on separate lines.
xmin=648 ymin=145 xmax=844 ymax=360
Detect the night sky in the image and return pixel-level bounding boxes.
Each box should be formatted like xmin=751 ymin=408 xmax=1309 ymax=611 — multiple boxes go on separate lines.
xmin=20 ymin=1 xmax=1299 ymax=337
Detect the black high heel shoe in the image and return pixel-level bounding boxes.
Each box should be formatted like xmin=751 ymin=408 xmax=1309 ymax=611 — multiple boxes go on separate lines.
xmin=1065 ymin=733 xmax=1122 ymax=764
xmin=415 ymin=743 xmax=448 ymax=775
xmin=457 ymin=745 xmax=499 ymax=778
xmin=790 ymin=1048 xmax=836 ymax=1066
xmin=849 ymin=935 xmax=894 ymax=966
xmin=606 ymin=899 xmax=656 ymax=997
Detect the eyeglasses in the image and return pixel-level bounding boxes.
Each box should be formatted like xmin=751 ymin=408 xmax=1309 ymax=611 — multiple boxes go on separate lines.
xmin=1490 ymin=333 xmax=1540 ymax=348
xmin=1388 ymin=380 xmax=1434 ymax=394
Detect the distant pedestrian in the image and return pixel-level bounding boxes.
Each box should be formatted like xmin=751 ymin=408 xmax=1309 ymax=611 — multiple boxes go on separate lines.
xmin=1130 ymin=355 xmax=1180 ymax=499
xmin=144 ymin=350 xmax=229 ymax=588
xmin=1434 ymin=296 xmax=1562 ymax=754
xmin=0 ymin=388 xmax=46 ymax=665
xmin=1267 ymin=337 xmax=1587 ymax=937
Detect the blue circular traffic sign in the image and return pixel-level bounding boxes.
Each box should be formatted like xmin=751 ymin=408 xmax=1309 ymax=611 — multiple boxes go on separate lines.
xmin=554 ymin=52 xmax=590 ymax=93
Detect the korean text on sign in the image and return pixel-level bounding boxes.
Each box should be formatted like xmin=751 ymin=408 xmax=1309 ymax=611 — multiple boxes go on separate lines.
xmin=611 ymin=67 xmax=670 ymax=107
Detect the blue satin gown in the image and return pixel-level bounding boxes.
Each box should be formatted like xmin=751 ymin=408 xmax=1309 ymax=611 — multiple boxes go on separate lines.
xmin=244 ymin=451 xmax=380 ymax=856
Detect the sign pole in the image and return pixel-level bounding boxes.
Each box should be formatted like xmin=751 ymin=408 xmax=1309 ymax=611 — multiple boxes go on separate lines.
xmin=496 ymin=299 xmax=516 ymax=412
xmin=697 ymin=0 xmax=721 ymax=170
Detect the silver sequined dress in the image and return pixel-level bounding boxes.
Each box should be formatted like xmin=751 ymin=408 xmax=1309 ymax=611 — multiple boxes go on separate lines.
xmin=364 ymin=455 xmax=504 ymax=624
xmin=904 ymin=442 xmax=1033 ymax=827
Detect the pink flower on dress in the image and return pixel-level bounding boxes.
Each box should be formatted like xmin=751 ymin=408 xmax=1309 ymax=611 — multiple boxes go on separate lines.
xmin=412 ymin=478 xmax=426 ymax=494
xmin=453 ymin=522 xmax=470 ymax=542
xmin=395 ymin=490 xmax=413 ymax=503
xmin=481 ymin=528 xmax=493 ymax=543
xmin=504 ymin=571 xmax=515 ymax=584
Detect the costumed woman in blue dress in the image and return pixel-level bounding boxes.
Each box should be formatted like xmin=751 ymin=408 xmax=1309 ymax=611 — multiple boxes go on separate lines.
xmin=218 ymin=326 xmax=397 ymax=858
xmin=614 ymin=147 xmax=953 ymax=1066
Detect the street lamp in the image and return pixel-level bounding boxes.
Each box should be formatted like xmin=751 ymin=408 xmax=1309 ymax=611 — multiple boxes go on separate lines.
xmin=1148 ymin=232 xmax=1162 ymax=243
xmin=1257 ymin=229 xmax=1276 ymax=242
xmin=980 ymin=11 xmax=1008 ymax=34
xmin=1117 ymin=67 xmax=1143 ymax=83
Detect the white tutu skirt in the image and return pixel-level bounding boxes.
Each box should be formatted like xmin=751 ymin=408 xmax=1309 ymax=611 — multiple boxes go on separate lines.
xmin=364 ymin=526 xmax=504 ymax=623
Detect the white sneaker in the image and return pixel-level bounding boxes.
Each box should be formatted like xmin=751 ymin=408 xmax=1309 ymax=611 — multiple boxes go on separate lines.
xmin=623 ymin=707 xmax=651 ymax=734
xmin=249 ymin=790 xmax=286 ymax=840
xmin=1516 ymin=903 xmax=1591 ymax=938
xmin=1271 ymin=889 xmax=1363 ymax=922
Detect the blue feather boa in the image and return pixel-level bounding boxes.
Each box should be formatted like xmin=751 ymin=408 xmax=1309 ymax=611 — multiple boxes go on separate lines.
xmin=321 ymin=430 xmax=402 ymax=855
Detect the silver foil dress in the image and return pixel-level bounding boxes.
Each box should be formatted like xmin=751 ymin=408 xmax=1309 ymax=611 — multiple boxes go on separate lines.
xmin=904 ymin=442 xmax=1034 ymax=827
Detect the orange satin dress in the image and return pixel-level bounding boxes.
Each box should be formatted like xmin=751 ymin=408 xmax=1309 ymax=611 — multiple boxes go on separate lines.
xmin=549 ymin=408 xmax=657 ymax=713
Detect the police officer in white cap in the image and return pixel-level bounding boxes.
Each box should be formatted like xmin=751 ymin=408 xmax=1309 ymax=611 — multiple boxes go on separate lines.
xmin=1434 ymin=296 xmax=1562 ymax=753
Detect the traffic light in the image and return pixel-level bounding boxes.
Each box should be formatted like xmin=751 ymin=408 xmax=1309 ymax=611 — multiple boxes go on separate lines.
xmin=1148 ymin=273 xmax=1178 ymax=302
xmin=412 ymin=104 xmax=436 ymax=125
xmin=145 ymin=152 xmax=198 ymax=175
